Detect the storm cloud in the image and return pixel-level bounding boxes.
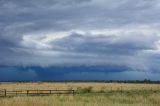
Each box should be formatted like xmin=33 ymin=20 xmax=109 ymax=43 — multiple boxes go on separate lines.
xmin=0 ymin=0 xmax=160 ymax=80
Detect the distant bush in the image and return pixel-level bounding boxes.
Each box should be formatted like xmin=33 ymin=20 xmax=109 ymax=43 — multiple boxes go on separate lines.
xmin=77 ymin=86 xmax=93 ymax=93
xmin=99 ymin=86 xmax=106 ymax=93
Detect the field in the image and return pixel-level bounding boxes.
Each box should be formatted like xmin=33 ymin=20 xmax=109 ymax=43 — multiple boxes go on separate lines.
xmin=0 ymin=82 xmax=160 ymax=106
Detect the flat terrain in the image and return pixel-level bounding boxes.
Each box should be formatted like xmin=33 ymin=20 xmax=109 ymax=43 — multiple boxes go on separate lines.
xmin=0 ymin=82 xmax=160 ymax=106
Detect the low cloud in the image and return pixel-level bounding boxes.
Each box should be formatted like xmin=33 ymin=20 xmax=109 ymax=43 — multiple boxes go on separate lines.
xmin=0 ymin=31 xmax=160 ymax=72
xmin=0 ymin=67 xmax=38 ymax=81
xmin=0 ymin=0 xmax=160 ymax=78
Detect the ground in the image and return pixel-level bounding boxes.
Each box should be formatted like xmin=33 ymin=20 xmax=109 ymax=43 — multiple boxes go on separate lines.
xmin=0 ymin=82 xmax=160 ymax=106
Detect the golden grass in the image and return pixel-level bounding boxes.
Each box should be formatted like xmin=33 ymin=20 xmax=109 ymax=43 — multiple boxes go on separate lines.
xmin=0 ymin=94 xmax=160 ymax=106
xmin=0 ymin=82 xmax=160 ymax=106
xmin=0 ymin=82 xmax=160 ymax=91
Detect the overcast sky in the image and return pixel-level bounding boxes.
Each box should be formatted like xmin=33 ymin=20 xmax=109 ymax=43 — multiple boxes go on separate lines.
xmin=0 ymin=0 xmax=160 ymax=81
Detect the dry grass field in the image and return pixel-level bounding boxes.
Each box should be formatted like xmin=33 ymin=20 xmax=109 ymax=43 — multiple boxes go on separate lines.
xmin=1 ymin=82 xmax=160 ymax=91
xmin=0 ymin=82 xmax=160 ymax=106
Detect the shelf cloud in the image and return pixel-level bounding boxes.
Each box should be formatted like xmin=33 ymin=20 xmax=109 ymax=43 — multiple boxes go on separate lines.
xmin=0 ymin=0 xmax=160 ymax=80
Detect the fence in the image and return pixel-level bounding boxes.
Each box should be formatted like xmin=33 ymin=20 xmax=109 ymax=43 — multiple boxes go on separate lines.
xmin=0 ymin=89 xmax=74 ymax=97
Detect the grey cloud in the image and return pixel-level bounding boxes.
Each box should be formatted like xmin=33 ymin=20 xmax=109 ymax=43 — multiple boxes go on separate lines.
xmin=0 ymin=0 xmax=160 ymax=45
xmin=0 ymin=31 xmax=159 ymax=72
xmin=52 ymin=32 xmax=159 ymax=54
xmin=1 ymin=0 xmax=160 ymax=31
xmin=0 ymin=0 xmax=160 ymax=73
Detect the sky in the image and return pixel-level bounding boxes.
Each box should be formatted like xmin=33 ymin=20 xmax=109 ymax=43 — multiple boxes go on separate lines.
xmin=1 ymin=0 xmax=160 ymax=81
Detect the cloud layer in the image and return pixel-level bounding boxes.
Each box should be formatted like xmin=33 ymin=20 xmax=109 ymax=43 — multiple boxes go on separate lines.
xmin=1 ymin=0 xmax=160 ymax=80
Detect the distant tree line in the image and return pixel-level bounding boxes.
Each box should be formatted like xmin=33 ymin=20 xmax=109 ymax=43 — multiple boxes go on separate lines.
xmin=43 ymin=79 xmax=159 ymax=84
xmin=1 ymin=79 xmax=160 ymax=84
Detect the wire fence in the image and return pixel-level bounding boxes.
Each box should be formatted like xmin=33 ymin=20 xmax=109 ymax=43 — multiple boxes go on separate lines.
xmin=0 ymin=89 xmax=75 ymax=97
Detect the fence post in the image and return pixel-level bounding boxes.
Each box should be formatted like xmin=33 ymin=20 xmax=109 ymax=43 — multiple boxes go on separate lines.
xmin=50 ymin=90 xmax=51 ymax=94
xmin=4 ymin=89 xmax=6 ymax=97
xmin=27 ymin=90 xmax=29 ymax=96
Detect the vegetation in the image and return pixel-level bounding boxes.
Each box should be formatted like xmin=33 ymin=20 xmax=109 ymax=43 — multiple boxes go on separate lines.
xmin=76 ymin=86 xmax=93 ymax=93
xmin=0 ymin=82 xmax=160 ymax=106
xmin=1 ymin=79 xmax=159 ymax=84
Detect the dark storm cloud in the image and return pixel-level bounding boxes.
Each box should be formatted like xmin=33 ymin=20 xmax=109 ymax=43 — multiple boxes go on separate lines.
xmin=1 ymin=66 xmax=160 ymax=81
xmin=0 ymin=66 xmax=37 ymax=81
xmin=0 ymin=65 xmax=131 ymax=81
xmin=0 ymin=31 xmax=159 ymax=73
xmin=0 ymin=0 xmax=160 ymax=81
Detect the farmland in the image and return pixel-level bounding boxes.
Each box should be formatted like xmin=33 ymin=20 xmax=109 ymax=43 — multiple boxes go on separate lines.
xmin=0 ymin=82 xmax=160 ymax=106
